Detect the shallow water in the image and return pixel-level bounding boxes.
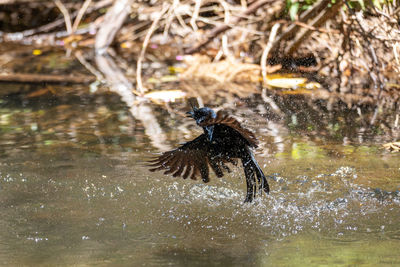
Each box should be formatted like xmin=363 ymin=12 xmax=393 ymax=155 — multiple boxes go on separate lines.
xmin=0 ymin=95 xmax=399 ymax=266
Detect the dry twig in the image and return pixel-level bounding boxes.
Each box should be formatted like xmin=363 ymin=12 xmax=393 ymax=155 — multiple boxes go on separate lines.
xmin=185 ymin=0 xmax=274 ymax=54
xmin=261 ymin=23 xmax=280 ymax=83
xmin=72 ymin=0 xmax=92 ymax=33
xmin=0 ymin=73 xmax=95 ymax=84
xmin=190 ymin=0 xmax=202 ymax=31
xmin=136 ymin=3 xmax=170 ymax=94
xmin=54 ymin=0 xmax=73 ymax=35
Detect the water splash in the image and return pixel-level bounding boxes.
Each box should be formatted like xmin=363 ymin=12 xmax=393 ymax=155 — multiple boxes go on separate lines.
xmin=159 ymin=166 xmax=400 ymax=239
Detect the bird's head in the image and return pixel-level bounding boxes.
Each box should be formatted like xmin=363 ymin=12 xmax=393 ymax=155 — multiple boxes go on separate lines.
xmin=186 ymin=107 xmax=217 ymax=141
xmin=186 ymin=107 xmax=216 ymax=124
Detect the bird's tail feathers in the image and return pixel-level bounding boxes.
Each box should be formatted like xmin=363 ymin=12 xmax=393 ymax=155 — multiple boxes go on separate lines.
xmin=250 ymin=156 xmax=269 ymax=194
xmin=242 ymin=151 xmax=269 ymax=202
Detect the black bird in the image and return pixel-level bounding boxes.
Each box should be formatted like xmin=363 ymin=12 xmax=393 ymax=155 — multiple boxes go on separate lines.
xmin=148 ymin=107 xmax=269 ymax=202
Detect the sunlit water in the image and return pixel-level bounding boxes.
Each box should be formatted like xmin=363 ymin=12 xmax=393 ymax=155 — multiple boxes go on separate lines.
xmin=0 ymin=96 xmax=399 ymax=266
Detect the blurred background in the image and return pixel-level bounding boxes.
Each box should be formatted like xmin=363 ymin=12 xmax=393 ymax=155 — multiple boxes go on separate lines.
xmin=0 ymin=0 xmax=399 ymax=265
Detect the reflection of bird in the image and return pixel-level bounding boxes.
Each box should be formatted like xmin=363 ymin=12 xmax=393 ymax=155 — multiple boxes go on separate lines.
xmin=148 ymin=107 xmax=269 ymax=202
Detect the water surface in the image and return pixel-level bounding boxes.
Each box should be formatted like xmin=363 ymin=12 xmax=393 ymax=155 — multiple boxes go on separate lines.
xmin=0 ymin=95 xmax=399 ymax=266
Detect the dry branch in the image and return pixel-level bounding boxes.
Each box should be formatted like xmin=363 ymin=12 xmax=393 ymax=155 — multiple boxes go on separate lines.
xmin=72 ymin=0 xmax=93 ymax=33
xmin=271 ymin=0 xmax=333 ymax=52
xmin=261 ymin=23 xmax=280 ymax=82
xmin=0 ymin=73 xmax=95 ymax=84
xmin=54 ymin=0 xmax=73 ymax=35
xmin=185 ymin=0 xmax=275 ymax=54
xmin=0 ymin=0 xmax=112 ymax=42
xmin=95 ymin=0 xmax=134 ymax=53
xmin=285 ymin=0 xmax=344 ymax=55
xmin=136 ymin=3 xmax=170 ymax=94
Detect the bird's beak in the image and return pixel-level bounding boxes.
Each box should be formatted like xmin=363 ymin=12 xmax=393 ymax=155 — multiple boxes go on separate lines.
xmin=186 ymin=111 xmax=194 ymax=118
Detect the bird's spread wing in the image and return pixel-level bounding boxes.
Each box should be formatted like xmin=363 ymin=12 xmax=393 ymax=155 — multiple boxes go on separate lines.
xmin=199 ymin=110 xmax=258 ymax=148
xmin=148 ymin=134 xmax=235 ymax=182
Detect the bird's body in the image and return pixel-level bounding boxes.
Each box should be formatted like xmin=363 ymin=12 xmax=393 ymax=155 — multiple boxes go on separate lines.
xmin=148 ymin=107 xmax=269 ymax=202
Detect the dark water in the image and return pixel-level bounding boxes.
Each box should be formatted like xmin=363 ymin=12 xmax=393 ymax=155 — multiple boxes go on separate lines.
xmin=0 ymin=95 xmax=399 ymax=266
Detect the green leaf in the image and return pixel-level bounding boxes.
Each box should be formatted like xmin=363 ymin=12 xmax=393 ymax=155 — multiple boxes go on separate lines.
xmin=372 ymin=0 xmax=382 ymax=9
xmin=357 ymin=0 xmax=365 ymax=9
xmin=289 ymin=2 xmax=299 ymax=20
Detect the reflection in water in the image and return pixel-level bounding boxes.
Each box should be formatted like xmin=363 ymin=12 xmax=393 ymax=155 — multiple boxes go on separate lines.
xmin=0 ymin=96 xmax=399 ymax=266
xmin=95 ymin=52 xmax=171 ymax=151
